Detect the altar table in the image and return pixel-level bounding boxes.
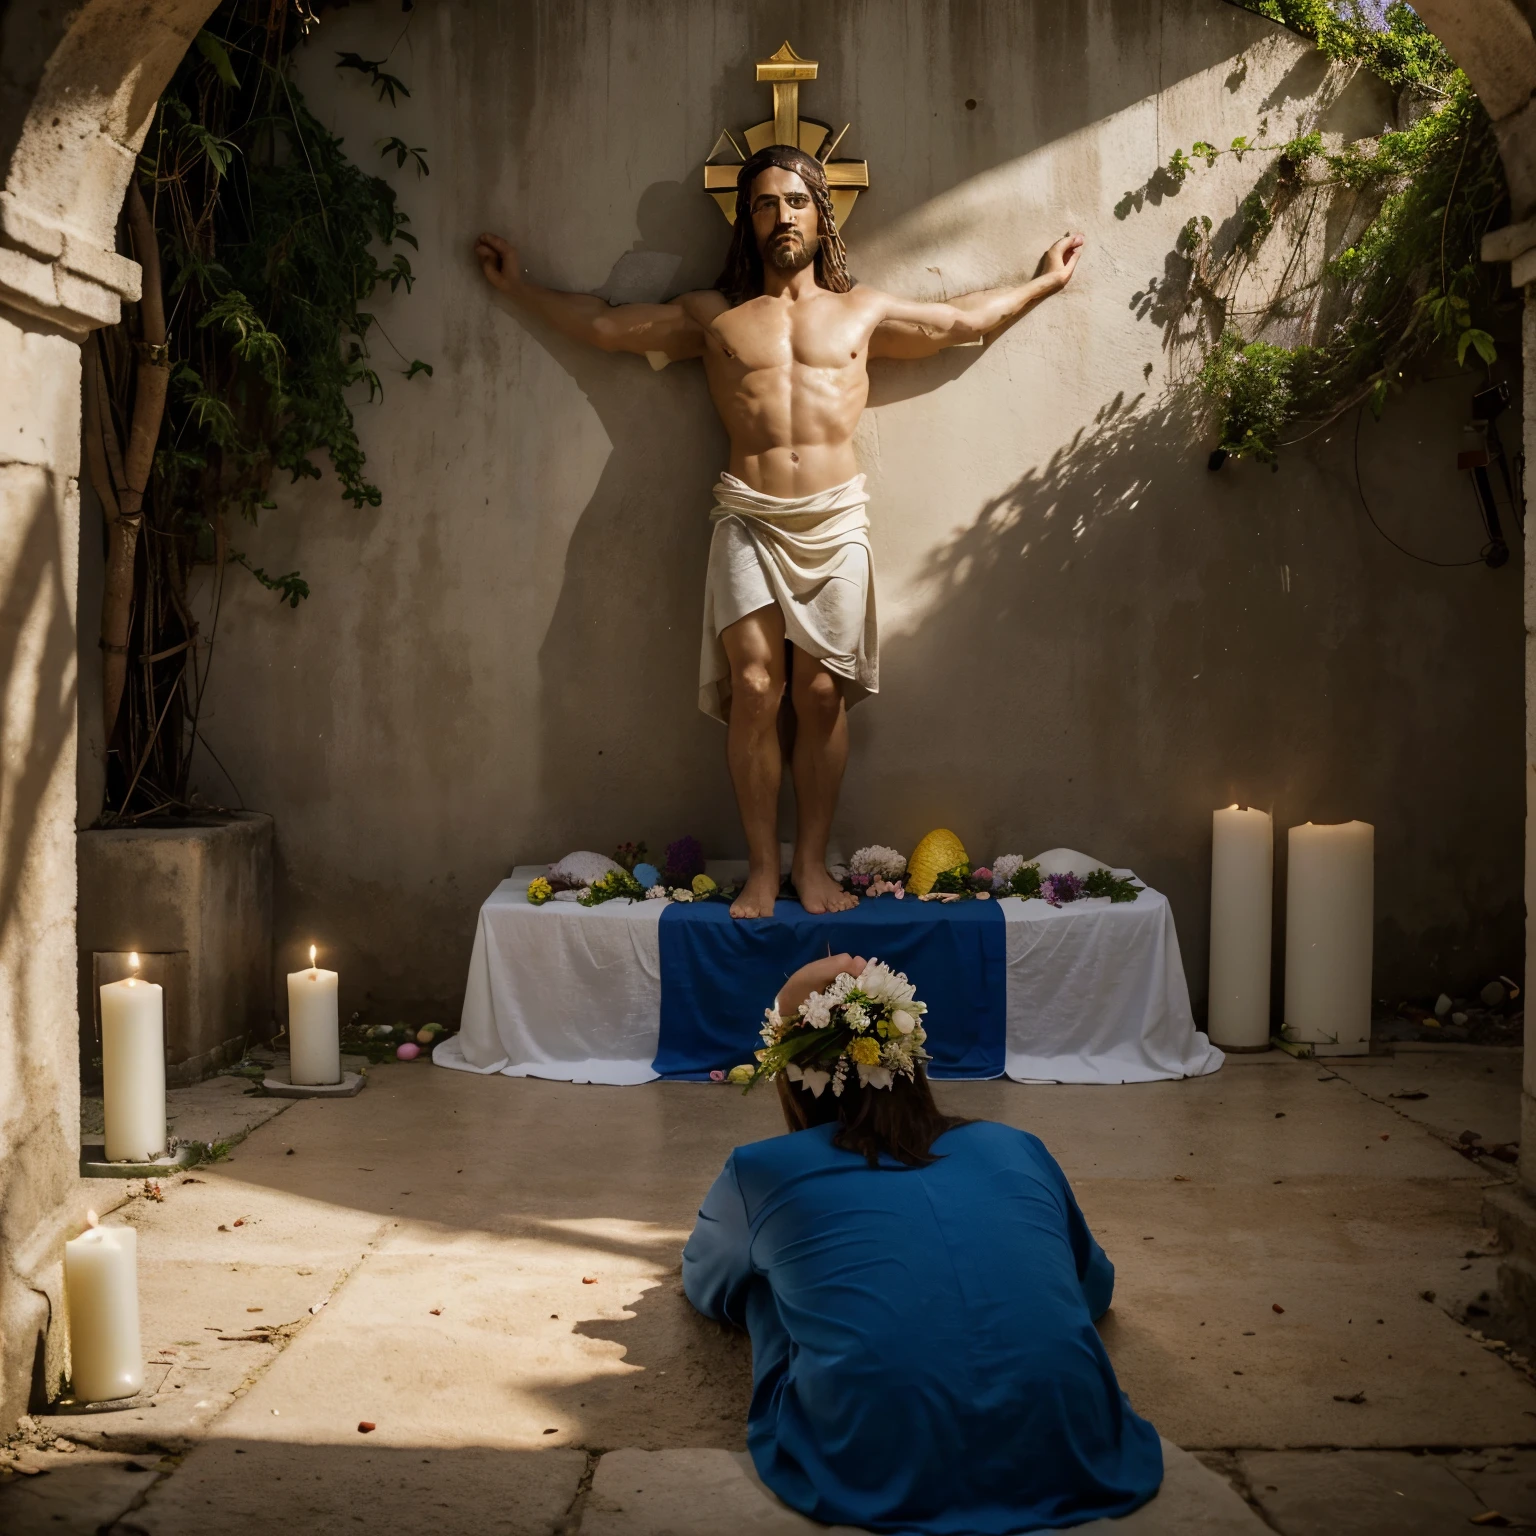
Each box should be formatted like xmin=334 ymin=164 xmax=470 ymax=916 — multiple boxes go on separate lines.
xmin=433 ymin=867 xmax=1223 ymax=1086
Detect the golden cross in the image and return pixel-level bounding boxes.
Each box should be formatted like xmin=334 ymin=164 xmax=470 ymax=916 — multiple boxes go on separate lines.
xmin=703 ymin=42 xmax=870 ymax=226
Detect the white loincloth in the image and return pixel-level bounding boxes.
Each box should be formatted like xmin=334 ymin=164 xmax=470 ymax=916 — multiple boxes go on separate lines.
xmin=699 ymin=472 xmax=878 ymax=723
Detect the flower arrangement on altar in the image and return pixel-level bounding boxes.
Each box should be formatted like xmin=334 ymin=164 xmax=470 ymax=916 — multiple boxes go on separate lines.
xmin=526 ymin=837 xmax=741 ymax=908
xmin=727 ymin=959 xmax=930 ymax=1096
xmin=525 ymin=830 xmax=1143 ymax=910
xmin=838 ymin=832 xmax=1143 ymax=907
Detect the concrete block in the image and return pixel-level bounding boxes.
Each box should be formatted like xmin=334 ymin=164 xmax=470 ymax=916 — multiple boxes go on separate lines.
xmin=1483 ymin=1182 xmax=1536 ymax=1346
xmin=52 ymin=267 xmax=119 ymax=329
xmin=0 ymin=1448 xmax=163 ymax=1534
xmin=0 ymin=192 xmax=64 ymax=260
xmin=0 ymin=319 xmax=81 ymax=474
xmin=59 ymin=231 xmax=140 ymax=301
xmin=78 ymin=813 xmax=274 ymax=1083
xmin=1239 ymin=1448 xmax=1490 ymax=1534
xmin=580 ymin=1442 xmax=1267 ymax=1535
xmin=1482 ymin=213 xmax=1536 ymax=264
xmin=1496 ymin=97 xmax=1536 ymax=221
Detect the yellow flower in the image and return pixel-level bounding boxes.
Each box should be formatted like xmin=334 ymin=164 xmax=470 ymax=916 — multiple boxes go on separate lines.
xmin=849 ymin=1037 xmax=881 ymax=1066
xmin=527 ymin=877 xmax=553 ymax=906
xmin=692 ymin=873 xmax=718 ymax=896
xmin=727 ymin=1064 xmax=755 ymax=1085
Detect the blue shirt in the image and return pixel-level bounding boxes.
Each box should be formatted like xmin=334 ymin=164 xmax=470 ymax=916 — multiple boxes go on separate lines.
xmin=682 ymin=1120 xmax=1162 ymax=1534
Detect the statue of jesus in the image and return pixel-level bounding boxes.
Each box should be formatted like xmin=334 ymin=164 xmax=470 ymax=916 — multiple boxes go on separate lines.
xmin=476 ymin=145 xmax=1082 ymax=919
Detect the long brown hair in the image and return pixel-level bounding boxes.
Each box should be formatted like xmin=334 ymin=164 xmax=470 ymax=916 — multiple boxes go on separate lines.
xmin=777 ymin=1067 xmax=969 ymax=1168
xmin=714 ymin=144 xmax=854 ymax=306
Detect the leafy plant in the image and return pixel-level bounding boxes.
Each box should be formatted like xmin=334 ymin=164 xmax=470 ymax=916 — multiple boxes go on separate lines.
xmin=1081 ymin=869 xmax=1144 ymax=903
xmin=85 ymin=0 xmax=428 ymax=819
xmin=1132 ymin=2 xmax=1510 ymax=463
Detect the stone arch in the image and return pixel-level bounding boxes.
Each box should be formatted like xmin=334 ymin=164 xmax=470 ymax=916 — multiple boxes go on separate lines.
xmin=0 ymin=0 xmax=218 ymax=1432
xmin=0 ymin=0 xmax=219 ymax=332
xmin=1416 ymin=1 xmax=1536 ymax=238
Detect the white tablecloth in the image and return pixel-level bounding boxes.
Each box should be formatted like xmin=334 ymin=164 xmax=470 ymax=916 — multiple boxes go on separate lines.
xmin=436 ymin=867 xmax=1223 ymax=1087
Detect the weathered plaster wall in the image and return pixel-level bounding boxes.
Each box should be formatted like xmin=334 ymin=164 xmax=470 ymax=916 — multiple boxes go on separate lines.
xmin=181 ymin=0 xmax=1525 ymax=1024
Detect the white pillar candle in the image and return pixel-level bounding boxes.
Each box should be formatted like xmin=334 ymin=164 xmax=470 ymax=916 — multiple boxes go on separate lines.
xmin=1208 ymin=806 xmax=1274 ymax=1050
xmin=1284 ymin=821 xmax=1374 ymax=1054
xmin=287 ymin=946 xmax=340 ymax=1085
xmin=65 ymin=1217 xmax=142 ymax=1402
xmin=100 ymin=958 xmax=166 ymax=1161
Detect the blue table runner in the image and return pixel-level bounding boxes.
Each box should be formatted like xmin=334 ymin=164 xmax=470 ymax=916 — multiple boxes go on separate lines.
xmin=653 ymin=896 xmax=1006 ymax=1080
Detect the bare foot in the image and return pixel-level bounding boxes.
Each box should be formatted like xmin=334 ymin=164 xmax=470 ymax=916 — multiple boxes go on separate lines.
xmin=731 ymin=867 xmax=780 ymax=920
xmin=794 ymin=862 xmax=858 ymax=915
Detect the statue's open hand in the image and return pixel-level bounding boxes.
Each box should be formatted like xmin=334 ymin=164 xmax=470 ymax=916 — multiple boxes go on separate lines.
xmin=1037 ymin=232 xmax=1085 ymax=291
xmin=474 ymin=232 xmax=519 ymax=292
xmin=775 ymin=953 xmax=868 ymax=1019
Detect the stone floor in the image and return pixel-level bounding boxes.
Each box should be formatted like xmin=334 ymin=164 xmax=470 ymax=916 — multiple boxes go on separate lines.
xmin=3 ymin=1043 xmax=1533 ymax=1533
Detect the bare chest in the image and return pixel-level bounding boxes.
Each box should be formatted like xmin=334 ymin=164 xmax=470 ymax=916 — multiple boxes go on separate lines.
xmin=706 ymin=294 xmax=870 ymax=375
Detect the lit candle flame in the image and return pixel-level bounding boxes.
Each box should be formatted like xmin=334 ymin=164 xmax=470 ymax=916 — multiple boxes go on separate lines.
xmin=128 ymin=951 xmax=139 ymax=987
xmin=86 ymin=1209 xmax=99 ymax=1228
xmin=309 ymin=944 xmax=317 ymax=976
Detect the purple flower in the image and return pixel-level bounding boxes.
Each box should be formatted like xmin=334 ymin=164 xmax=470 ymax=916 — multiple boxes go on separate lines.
xmin=1041 ymin=872 xmax=1084 ymax=907
xmin=664 ymin=836 xmax=705 ymax=882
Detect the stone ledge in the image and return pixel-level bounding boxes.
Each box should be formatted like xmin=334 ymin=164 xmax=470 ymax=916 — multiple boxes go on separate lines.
xmin=0 ymin=243 xmax=120 ymax=333
xmin=579 ymin=1442 xmax=1267 ymax=1534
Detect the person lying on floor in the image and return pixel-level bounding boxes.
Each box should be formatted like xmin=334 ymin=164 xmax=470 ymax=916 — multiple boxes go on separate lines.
xmin=682 ymin=952 xmax=1163 ymax=1535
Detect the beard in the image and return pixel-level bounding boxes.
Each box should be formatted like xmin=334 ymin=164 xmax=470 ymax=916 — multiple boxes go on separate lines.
xmin=765 ymin=228 xmax=818 ymax=274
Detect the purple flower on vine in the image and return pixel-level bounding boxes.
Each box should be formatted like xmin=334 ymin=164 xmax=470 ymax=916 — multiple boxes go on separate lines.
xmin=1041 ymin=872 xmax=1084 ymax=907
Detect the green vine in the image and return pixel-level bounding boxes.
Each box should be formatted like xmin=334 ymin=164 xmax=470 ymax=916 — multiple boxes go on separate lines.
xmin=1136 ymin=2 xmax=1509 ymax=463
xmin=148 ymin=6 xmax=430 ymax=530
xmin=91 ymin=0 xmax=429 ymax=819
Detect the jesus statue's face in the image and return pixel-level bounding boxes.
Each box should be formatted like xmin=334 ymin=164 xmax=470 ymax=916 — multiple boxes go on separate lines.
xmin=749 ymin=165 xmax=820 ymax=275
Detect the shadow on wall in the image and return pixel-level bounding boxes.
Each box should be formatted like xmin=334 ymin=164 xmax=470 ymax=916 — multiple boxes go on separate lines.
xmin=851 ymin=389 xmax=1523 ymax=1010
xmin=0 ymin=467 xmax=81 ymax=1414
xmin=0 ymin=470 xmax=78 ymax=959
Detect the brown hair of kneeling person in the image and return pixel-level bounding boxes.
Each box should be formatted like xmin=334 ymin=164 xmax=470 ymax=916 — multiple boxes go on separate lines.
xmin=771 ymin=952 xmax=970 ymax=1169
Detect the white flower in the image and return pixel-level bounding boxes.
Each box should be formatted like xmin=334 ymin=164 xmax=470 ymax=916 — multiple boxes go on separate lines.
xmin=991 ymin=854 xmax=1027 ymax=887
xmin=891 ymin=1008 xmax=916 ymax=1036
xmin=825 ymin=971 xmax=858 ymax=1003
xmin=858 ymin=959 xmax=916 ymax=1009
xmin=828 ymin=863 xmax=849 ymax=884
xmin=671 ymin=888 xmax=694 ymax=902
xmin=800 ymin=991 xmax=833 ymax=1029
xmin=856 ymin=1063 xmax=893 ymax=1091
xmin=850 ymin=844 xmax=908 ymax=879
xmin=798 ymin=1066 xmax=831 ymax=1098
xmin=645 ymin=884 xmax=669 ymax=901
xmin=843 ymin=1001 xmax=868 ymax=1030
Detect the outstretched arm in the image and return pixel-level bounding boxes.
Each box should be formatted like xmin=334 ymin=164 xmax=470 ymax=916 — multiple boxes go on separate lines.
xmin=869 ymin=233 xmax=1084 ymax=359
xmin=474 ymin=232 xmax=708 ymax=362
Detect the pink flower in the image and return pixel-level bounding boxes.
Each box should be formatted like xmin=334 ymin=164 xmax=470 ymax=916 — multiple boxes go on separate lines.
xmin=709 ymin=1069 xmax=726 ymax=1082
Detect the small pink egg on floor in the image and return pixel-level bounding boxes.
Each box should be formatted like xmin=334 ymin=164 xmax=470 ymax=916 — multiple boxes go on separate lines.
xmin=396 ymin=1042 xmax=420 ymax=1060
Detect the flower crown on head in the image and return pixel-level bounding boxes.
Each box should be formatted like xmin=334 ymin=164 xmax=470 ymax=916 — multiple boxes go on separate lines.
xmin=728 ymin=959 xmax=929 ymax=1097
